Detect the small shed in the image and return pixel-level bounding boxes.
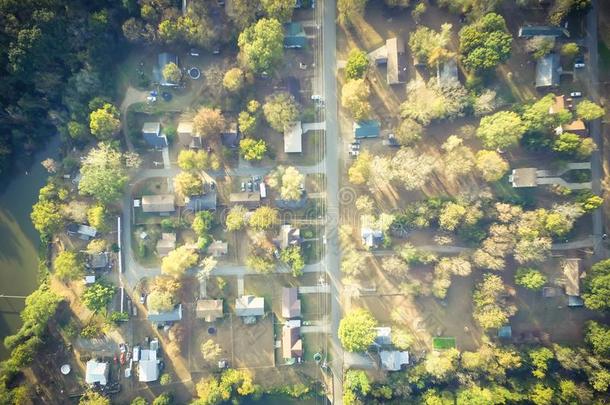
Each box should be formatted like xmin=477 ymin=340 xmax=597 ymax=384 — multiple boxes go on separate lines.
xmin=284 ymin=121 xmax=303 ymax=153
xmin=196 ymin=299 xmax=224 ymax=322
xmin=142 ymin=194 xmax=175 ymax=213
xmin=235 ymin=295 xmax=264 ymax=318
xmin=361 ymin=228 xmax=384 ymax=249
xmin=281 ymin=287 xmax=302 ymax=319
xmin=67 ymin=224 xmax=97 ymax=240
xmin=380 ymin=351 xmax=409 ymax=371
xmin=437 ymin=58 xmax=459 ymax=86
xmin=535 ymin=53 xmax=560 ymax=89
xmin=374 ymin=327 xmax=392 ymax=346
xmin=563 ymin=258 xmax=582 ymax=296
xmin=89 ymin=252 xmax=109 ymax=269
xmin=207 ymin=240 xmax=228 ymax=257
xmin=498 ymin=326 xmax=512 ymax=339
xmin=229 ymin=192 xmax=261 ymax=209
xmin=282 ymin=323 xmax=303 ymax=360
xmin=284 ymin=22 xmax=307 ymax=48
xmin=510 ymin=168 xmax=538 ymax=188
xmin=156 ymin=233 xmax=176 ymax=257
xmin=353 ymin=121 xmax=380 ymax=139
xmin=221 ymin=121 xmax=240 ymax=148
xmin=85 ymin=360 xmax=109 ymax=386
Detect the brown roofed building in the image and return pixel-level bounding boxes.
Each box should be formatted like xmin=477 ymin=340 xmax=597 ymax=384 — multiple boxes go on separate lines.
xmin=156 ymin=233 xmax=176 ymax=257
xmin=386 ymin=37 xmax=407 ymax=85
xmin=510 ymin=168 xmax=538 ymax=188
xmin=561 ymin=119 xmax=588 ymax=136
xmin=142 ymin=194 xmax=175 ymax=213
xmin=549 ymin=95 xmax=565 ymax=114
xmin=196 ymin=299 xmax=224 ymax=322
xmin=229 ymin=192 xmax=261 ymax=209
xmin=563 ymin=258 xmax=582 ymax=296
xmin=282 ymin=323 xmax=303 ymax=360
xmin=281 ymin=287 xmax=301 ymax=319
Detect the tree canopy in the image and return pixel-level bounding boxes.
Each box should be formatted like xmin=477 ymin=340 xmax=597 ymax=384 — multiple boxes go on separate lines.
xmin=89 ymin=103 xmax=120 ymax=140
xmin=476 ymin=111 xmax=526 ymax=150
xmin=345 ymin=49 xmax=369 ymax=80
xmin=338 ymin=308 xmax=377 ymax=352
xmin=238 ymin=18 xmax=284 ymax=74
xmin=54 ymin=251 xmax=84 ymax=282
xmin=583 ymin=259 xmax=610 ymax=310
xmin=263 ymin=92 xmax=299 ymax=132
xmin=79 ymin=144 xmax=129 ymax=204
xmin=161 ymin=246 xmax=199 ymax=278
xmin=459 ymin=13 xmax=512 ymax=71
xmin=341 ymin=79 xmax=372 ymax=121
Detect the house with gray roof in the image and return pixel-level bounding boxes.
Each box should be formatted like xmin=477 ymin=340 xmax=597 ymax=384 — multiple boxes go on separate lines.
xmin=142 ymin=122 xmax=168 ymax=148
xmin=518 ymin=26 xmax=569 ymax=38
xmin=147 ymin=304 xmax=183 ymax=325
xmin=535 ymin=53 xmax=560 ymax=89
xmin=235 ymin=295 xmax=264 ymax=323
xmin=153 ymin=52 xmax=179 ymax=86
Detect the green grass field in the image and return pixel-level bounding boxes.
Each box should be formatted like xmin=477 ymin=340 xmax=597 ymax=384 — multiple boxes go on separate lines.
xmin=432 ymin=337 xmax=456 ymax=350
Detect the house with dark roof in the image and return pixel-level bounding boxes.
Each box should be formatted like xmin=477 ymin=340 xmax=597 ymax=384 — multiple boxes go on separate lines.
xmin=148 ymin=304 xmax=183 ymax=325
xmin=142 ymin=122 xmax=168 ymax=148
xmin=221 ymin=121 xmax=240 ymax=148
xmin=185 ymin=186 xmax=217 ymax=212
xmin=276 ymin=194 xmax=307 ymax=210
xmin=535 ymin=53 xmax=560 ymax=89
xmin=437 ymin=58 xmax=459 ymax=86
xmin=196 ymin=299 xmax=224 ymax=322
xmin=284 ymin=22 xmax=307 ymax=48
xmin=361 ymin=227 xmax=384 ymax=249
xmin=370 ymin=37 xmax=407 ymax=85
xmin=153 ymin=52 xmax=179 ymax=86
xmin=353 ymin=120 xmax=380 ymax=139
xmin=518 ymin=26 xmax=569 ymax=38
xmin=88 ymin=252 xmax=109 ymax=270
xmin=67 ymin=224 xmax=97 ymax=240
xmin=380 ymin=351 xmax=409 ymax=371
xmin=281 ymin=287 xmax=301 ymax=319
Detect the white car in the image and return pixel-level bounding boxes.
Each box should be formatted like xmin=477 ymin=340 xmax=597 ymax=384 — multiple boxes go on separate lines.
xmin=570 ymin=91 xmax=582 ymax=98
xmin=574 ymin=62 xmax=585 ymax=69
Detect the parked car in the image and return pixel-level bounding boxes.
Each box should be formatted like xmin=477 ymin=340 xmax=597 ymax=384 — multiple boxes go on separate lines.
xmin=574 ymin=59 xmax=585 ymax=69
xmin=240 ymin=182 xmax=246 ymax=192
xmin=189 ymin=49 xmax=200 ymax=57
xmin=350 ymin=142 xmax=361 ymax=150
xmin=570 ymin=91 xmax=582 ymax=98
xmin=349 ymin=150 xmax=360 ymax=158
xmin=140 ymin=293 xmax=146 ymax=304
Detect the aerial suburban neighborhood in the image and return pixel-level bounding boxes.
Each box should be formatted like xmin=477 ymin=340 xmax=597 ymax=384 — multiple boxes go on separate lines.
xmin=0 ymin=0 xmax=609 ymax=404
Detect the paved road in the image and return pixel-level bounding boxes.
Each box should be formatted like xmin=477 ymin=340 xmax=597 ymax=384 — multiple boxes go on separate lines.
xmin=584 ymin=0 xmax=608 ymax=260
xmin=320 ymin=0 xmax=343 ymax=402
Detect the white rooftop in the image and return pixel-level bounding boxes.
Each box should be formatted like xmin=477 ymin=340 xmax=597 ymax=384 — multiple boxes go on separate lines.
xmin=284 ymin=121 xmax=303 ymax=153
xmin=85 ymin=359 xmax=108 ymax=385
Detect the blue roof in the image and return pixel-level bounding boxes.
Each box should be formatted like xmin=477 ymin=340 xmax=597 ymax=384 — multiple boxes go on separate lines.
xmin=519 ymin=26 xmax=569 ymax=38
xmin=354 ymin=121 xmax=380 ymax=138
xmin=284 ymin=22 xmax=307 ymax=48
xmin=568 ymin=296 xmax=584 ymax=307
xmin=498 ymin=326 xmax=512 ymax=338
xmin=148 ymin=304 xmax=182 ymax=323
xmin=276 ymin=194 xmax=307 ymax=209
xmin=143 ymin=132 xmax=168 ymax=148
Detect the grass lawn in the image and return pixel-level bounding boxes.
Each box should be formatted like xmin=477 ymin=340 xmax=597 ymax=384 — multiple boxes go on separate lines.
xmin=432 ymin=336 xmax=456 ymax=350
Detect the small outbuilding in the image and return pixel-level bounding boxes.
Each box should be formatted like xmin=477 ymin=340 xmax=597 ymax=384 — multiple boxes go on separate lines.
xmin=284 ymin=121 xmax=303 ymax=153
xmin=278 ymin=225 xmax=301 ymax=250
xmin=196 ymin=299 xmax=224 ymax=322
xmin=85 ymin=359 xmax=109 ymax=386
xmin=177 ymin=121 xmax=199 ymax=148
xmin=156 ymin=233 xmax=176 ymax=257
xmin=437 ymin=58 xmax=459 ymax=86
xmin=88 ymin=252 xmax=109 ymax=269
xmin=563 ymin=258 xmax=583 ymax=297
xmin=509 ymin=168 xmax=538 ymax=188
xmin=141 ymin=194 xmax=175 ymax=213
xmin=557 ymin=119 xmax=588 ymax=136
xmin=518 ymin=26 xmax=569 ymax=38
xmin=281 ymin=287 xmax=302 ymax=319
xmin=361 ymin=227 xmax=384 ymax=249
xmin=154 ymin=52 xmax=179 ymax=87
xmin=374 ymin=327 xmax=392 ymax=346
xmin=67 ymin=224 xmax=97 ymax=240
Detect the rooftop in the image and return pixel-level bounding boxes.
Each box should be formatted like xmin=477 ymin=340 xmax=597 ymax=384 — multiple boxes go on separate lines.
xmin=380 ymin=350 xmax=409 ymax=371
xmin=177 ymin=121 xmax=193 ymax=135
xmin=284 ymin=121 xmax=303 ymax=153
xmin=535 ymin=53 xmax=560 ymax=88
xmin=85 ymin=359 xmax=109 ymax=386
xmin=510 ymin=168 xmax=538 ymax=188
xmin=282 ymin=324 xmax=303 ymax=360
xmin=148 ymin=304 xmax=183 ymax=323
xmin=353 ymin=120 xmax=380 ymax=139
xmin=142 ymin=122 xmax=161 ymax=135
xmin=207 ymin=240 xmax=228 ymax=257
xmin=563 ymin=258 xmax=582 ymax=296
xmin=142 ymin=194 xmax=175 ymax=213
xmin=386 ymin=37 xmax=407 ymax=85
xmin=235 ymin=295 xmax=264 ymax=317
xmin=281 ymin=287 xmax=301 ymax=319
xmin=196 ymin=299 xmax=224 ymax=322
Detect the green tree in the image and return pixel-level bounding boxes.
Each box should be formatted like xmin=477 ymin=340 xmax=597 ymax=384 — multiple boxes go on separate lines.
xmin=223 ymin=67 xmax=245 ymax=92
xmin=395 ymin=118 xmax=423 ymax=146
xmin=193 ymin=107 xmax=226 ymax=139
xmin=131 ymin=396 xmax=148 ymax=405
xmin=473 ymin=274 xmax=514 ymax=329
xmin=152 ymin=393 xmax=173 ymax=405
xmin=162 ymin=61 xmax=181 ymax=83
xmin=261 ymin=0 xmax=295 ymax=22
xmin=267 ymin=166 xmax=304 ymax=201
xmin=459 ymin=13 xmax=512 ymax=71
xmin=586 ymin=321 xmax=610 ymax=357
xmin=280 ymin=246 xmax=305 ymax=276
xmin=245 ymin=254 xmax=275 ymax=273
xmin=238 ymin=100 xmax=261 ymax=136
xmin=590 ymin=368 xmax=610 ymax=392
xmin=263 ymin=92 xmax=299 ymax=132
xmin=201 ymin=338 xmax=223 ymax=361
xmin=82 ymin=281 xmax=115 ymax=313
xmin=239 ymin=138 xmax=267 ymax=161
xmin=579 ymin=193 xmax=603 ymax=212
xmin=87 ymin=205 xmax=107 ymax=233
xmin=341 ymin=79 xmax=371 ymax=121
xmin=147 ymin=290 xmax=175 ymax=313
xmin=529 ymin=347 xmax=554 ymax=379
xmin=174 ymin=172 xmax=202 ymax=198
xmin=177 ymin=149 xmax=219 ymax=171
xmin=54 ymin=251 xmax=84 ymax=282
xmin=561 ymin=42 xmax=579 ymax=58
xmin=425 ymin=348 xmax=459 ymax=380
xmin=553 ymin=132 xmax=596 ymax=158
xmin=391 ymin=328 xmax=414 ymax=350
xmin=248 ymin=206 xmax=279 ymax=230
xmin=79 ymin=390 xmax=111 ymax=405
xmin=338 ymin=308 xmax=377 ymax=352
xmin=89 ymin=104 xmax=120 ymax=140
xmin=31 ymin=200 xmax=63 ymax=241
xmin=79 ymin=144 xmax=128 ymax=204
xmin=226 ymin=205 xmax=248 ymax=231
xmin=526 ymin=36 xmax=554 ymax=59
xmin=408 ymin=23 xmax=453 ymax=67
xmin=345 ymin=48 xmax=369 ymax=80
xmin=338 ymin=0 xmax=368 ymax=25
xmin=576 ymin=100 xmax=604 ymax=121
xmin=529 ymin=383 xmax=554 ymax=405
xmin=348 ymin=150 xmax=372 ymax=185
xmin=344 ymin=370 xmax=371 ymax=402
xmin=161 ymin=246 xmax=198 ymax=278
xmin=515 ymin=268 xmax=547 ymax=290
xmin=238 ymin=18 xmax=284 ymax=74
xmin=160 ymin=373 xmax=172 ymax=385
xmin=583 ymin=259 xmax=610 ymax=310
xmin=476 ymin=111 xmax=525 ymax=150
xmin=475 ymin=150 xmax=509 ymax=181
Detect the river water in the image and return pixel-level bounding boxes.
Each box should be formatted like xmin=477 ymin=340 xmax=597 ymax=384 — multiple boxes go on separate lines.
xmin=0 ymin=137 xmax=59 ymax=360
